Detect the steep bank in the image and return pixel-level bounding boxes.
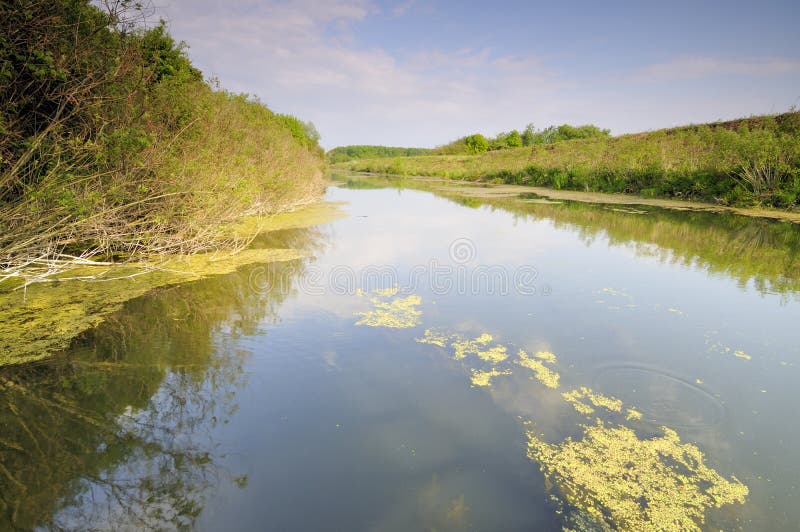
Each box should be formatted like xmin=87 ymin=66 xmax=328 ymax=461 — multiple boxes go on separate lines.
xmin=1 ymin=1 xmax=326 ymax=275
xmin=334 ymin=112 xmax=800 ymax=209
xmin=0 ymin=1 xmax=334 ymax=366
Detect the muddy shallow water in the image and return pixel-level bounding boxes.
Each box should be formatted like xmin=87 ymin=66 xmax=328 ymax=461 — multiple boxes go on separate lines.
xmin=1 ymin=175 xmax=799 ymax=530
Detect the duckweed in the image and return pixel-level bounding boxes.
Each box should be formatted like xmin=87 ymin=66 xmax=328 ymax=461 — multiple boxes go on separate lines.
xmin=516 ymin=350 xmax=560 ymax=389
xmin=354 ymin=293 xmax=422 ymax=328
xmin=562 ymin=386 xmax=623 ymax=415
xmin=470 ymin=368 xmax=512 ymax=387
xmin=450 ymin=333 xmax=493 ymax=360
xmin=416 ymin=328 xmax=451 ymax=347
xmin=533 ymin=351 xmax=557 ymax=364
xmin=527 ymin=422 xmax=749 ymax=531
xmin=626 ymin=408 xmax=643 ymax=421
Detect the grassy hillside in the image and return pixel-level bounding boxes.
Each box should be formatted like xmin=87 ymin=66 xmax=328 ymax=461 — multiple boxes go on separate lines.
xmin=336 ymin=113 xmax=800 ymax=209
xmin=0 ymin=0 xmax=326 ymax=273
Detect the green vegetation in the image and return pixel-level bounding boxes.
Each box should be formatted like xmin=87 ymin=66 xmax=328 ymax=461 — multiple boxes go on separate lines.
xmin=0 ymin=0 xmax=326 ymax=279
xmin=335 ymin=113 xmax=800 ymax=208
xmin=327 ymin=145 xmax=432 ymax=163
xmin=435 ymin=123 xmax=611 ymax=154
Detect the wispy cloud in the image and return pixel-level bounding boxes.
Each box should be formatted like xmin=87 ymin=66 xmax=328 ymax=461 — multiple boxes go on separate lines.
xmin=634 ymin=56 xmax=800 ymax=82
xmin=159 ymin=0 xmax=564 ymax=148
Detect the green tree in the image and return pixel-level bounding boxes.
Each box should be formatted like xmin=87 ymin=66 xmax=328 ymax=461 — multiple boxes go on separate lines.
xmin=521 ymin=124 xmax=535 ymax=146
xmin=464 ymin=133 xmax=488 ymax=154
xmin=506 ymin=130 xmax=522 ymax=147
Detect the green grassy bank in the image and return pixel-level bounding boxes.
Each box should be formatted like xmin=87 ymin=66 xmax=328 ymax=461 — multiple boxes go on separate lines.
xmin=335 ymin=113 xmax=800 ymax=209
xmin=1 ymin=0 xmax=326 ymax=274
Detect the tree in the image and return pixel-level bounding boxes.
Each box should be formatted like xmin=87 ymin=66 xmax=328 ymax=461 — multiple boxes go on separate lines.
xmin=506 ymin=129 xmax=522 ymax=147
xmin=521 ymin=124 xmax=535 ymax=146
xmin=464 ymin=134 xmax=488 ymax=154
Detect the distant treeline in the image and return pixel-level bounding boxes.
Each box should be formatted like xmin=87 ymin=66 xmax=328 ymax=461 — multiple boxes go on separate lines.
xmin=437 ymin=124 xmax=611 ymax=154
xmin=328 ymin=145 xmax=432 ymax=163
xmin=336 ymin=112 xmax=800 ymax=209
xmin=0 ymin=0 xmax=325 ymax=268
xmin=327 ymin=124 xmax=611 ymax=162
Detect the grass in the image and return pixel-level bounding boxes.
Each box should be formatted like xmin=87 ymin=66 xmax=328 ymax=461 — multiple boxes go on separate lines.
xmin=335 ymin=112 xmax=800 ymax=209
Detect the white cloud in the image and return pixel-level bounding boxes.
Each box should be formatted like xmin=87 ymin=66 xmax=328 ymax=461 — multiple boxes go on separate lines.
xmin=157 ymin=0 xmax=564 ymax=148
xmin=634 ymin=56 xmax=800 ymax=82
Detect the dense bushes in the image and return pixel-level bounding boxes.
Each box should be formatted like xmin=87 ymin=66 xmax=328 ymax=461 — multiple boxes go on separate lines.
xmin=0 ymin=0 xmax=325 ymax=268
xmin=337 ymin=112 xmax=800 ymax=209
xmin=327 ymin=145 xmax=432 ymax=163
xmin=434 ymin=123 xmax=611 ymax=154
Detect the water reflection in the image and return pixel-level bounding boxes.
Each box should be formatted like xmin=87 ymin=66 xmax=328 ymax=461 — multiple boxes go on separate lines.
xmin=333 ymin=173 xmax=800 ymax=297
xmin=0 ymin=227 xmax=326 ymax=530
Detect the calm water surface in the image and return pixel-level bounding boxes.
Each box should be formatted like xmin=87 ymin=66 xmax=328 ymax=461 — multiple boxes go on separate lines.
xmin=2 ymin=175 xmax=799 ymax=530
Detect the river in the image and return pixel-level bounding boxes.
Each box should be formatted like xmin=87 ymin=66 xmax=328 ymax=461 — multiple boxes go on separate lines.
xmin=1 ymin=174 xmax=799 ymax=530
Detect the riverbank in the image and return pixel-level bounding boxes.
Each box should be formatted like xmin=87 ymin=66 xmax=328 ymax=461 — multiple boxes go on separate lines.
xmin=0 ymin=202 xmax=346 ymax=367
xmin=333 ymin=112 xmax=800 ymax=210
xmin=1 ymin=1 xmax=326 ymax=277
xmin=342 ymin=173 xmax=800 ymax=224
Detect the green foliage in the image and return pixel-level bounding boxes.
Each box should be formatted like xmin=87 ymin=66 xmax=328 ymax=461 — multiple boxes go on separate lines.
xmin=434 ymin=123 xmax=611 ymax=154
xmin=464 ymin=133 xmax=489 ymax=154
xmin=327 ymin=145 xmax=432 ymax=163
xmin=276 ymin=114 xmax=322 ymax=153
xmin=506 ymin=129 xmax=522 ymax=148
xmin=337 ymin=112 xmax=800 ymax=209
xmin=0 ymin=0 xmax=325 ymax=264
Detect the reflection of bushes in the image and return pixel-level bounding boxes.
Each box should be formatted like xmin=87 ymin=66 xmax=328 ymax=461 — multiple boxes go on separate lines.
xmin=0 ymin=233 xmax=320 ymax=529
xmin=335 ymin=174 xmax=800 ymax=296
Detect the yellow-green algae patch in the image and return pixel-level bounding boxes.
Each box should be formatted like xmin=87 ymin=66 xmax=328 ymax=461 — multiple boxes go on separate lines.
xmin=416 ymin=328 xmax=451 ymax=347
xmin=562 ymin=386 xmax=623 ymax=416
xmin=0 ymin=202 xmax=346 ymax=367
xmin=533 ymin=350 xmax=557 ymax=364
xmin=626 ymin=408 xmax=643 ymax=421
xmin=527 ymin=422 xmax=748 ymax=531
xmin=470 ymin=368 xmax=512 ymax=387
xmin=734 ymin=350 xmax=752 ymax=360
xmin=516 ymin=349 xmax=560 ymax=389
xmin=475 ymin=344 xmax=508 ymax=364
xmin=450 ymin=333 xmax=493 ymax=360
xmin=354 ymin=292 xmax=422 ymax=328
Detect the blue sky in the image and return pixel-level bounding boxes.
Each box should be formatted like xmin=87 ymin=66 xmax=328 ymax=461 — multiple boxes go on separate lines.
xmin=158 ymin=0 xmax=800 ymax=149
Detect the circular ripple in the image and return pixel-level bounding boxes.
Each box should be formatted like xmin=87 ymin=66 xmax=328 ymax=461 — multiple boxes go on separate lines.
xmin=593 ymin=364 xmax=726 ymax=428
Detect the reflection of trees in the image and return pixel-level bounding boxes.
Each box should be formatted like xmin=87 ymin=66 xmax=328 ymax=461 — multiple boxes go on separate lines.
xmin=0 ymin=226 xmax=327 ymax=530
xmin=336 ymin=174 xmax=800 ymax=297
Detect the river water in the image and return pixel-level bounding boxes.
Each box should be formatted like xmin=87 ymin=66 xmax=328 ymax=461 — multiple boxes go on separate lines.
xmin=2 ymin=175 xmax=799 ymax=530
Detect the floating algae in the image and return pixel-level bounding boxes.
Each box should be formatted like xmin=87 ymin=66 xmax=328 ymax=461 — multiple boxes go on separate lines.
xmin=354 ymin=289 xmax=422 ymax=328
xmin=527 ymin=422 xmax=748 ymax=531
xmin=416 ymin=328 xmax=451 ymax=347
xmin=0 ymin=202 xmax=346 ymax=367
xmin=470 ymin=368 xmax=512 ymax=387
xmin=562 ymin=386 xmax=623 ymax=416
xmin=734 ymin=350 xmax=752 ymax=360
xmin=450 ymin=333 xmax=493 ymax=360
xmin=626 ymin=408 xmax=643 ymax=421
xmin=533 ymin=350 xmax=557 ymax=364
xmin=516 ymin=350 xmax=560 ymax=389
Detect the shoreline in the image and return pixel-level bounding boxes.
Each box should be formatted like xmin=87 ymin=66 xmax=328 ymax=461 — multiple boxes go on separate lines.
xmin=341 ymin=172 xmax=800 ymax=224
